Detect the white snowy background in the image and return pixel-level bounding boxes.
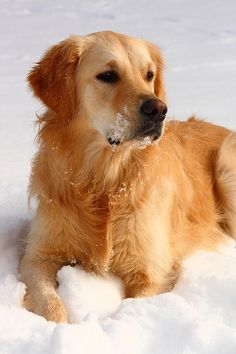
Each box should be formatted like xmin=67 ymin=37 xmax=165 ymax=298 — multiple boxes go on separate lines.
xmin=1 ymin=0 xmax=236 ymax=353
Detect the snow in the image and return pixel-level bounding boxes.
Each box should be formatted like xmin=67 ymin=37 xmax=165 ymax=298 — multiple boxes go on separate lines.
xmin=109 ymin=112 xmax=130 ymax=145
xmin=1 ymin=0 xmax=236 ymax=353
xmin=57 ymin=266 xmax=124 ymax=323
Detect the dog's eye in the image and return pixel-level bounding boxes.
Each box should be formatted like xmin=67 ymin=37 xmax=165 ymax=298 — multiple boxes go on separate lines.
xmin=146 ymin=71 xmax=154 ymax=81
xmin=96 ymin=70 xmax=119 ymax=83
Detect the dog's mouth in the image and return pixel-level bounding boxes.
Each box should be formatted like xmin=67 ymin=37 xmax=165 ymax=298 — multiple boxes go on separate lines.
xmin=107 ymin=122 xmax=163 ymax=147
xmin=137 ymin=122 xmax=163 ymax=141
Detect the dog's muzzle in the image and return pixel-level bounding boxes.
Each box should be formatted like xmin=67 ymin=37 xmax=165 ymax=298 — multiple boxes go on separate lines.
xmin=107 ymin=98 xmax=168 ymax=146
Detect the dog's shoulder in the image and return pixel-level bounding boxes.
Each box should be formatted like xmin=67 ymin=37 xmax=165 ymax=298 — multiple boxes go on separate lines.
xmin=166 ymin=116 xmax=230 ymax=147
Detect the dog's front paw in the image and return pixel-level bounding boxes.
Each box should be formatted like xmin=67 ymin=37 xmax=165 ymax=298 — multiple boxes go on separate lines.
xmin=24 ymin=290 xmax=68 ymax=323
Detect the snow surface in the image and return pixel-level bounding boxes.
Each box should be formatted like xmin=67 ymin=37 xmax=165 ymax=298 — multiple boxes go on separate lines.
xmin=1 ymin=0 xmax=236 ymax=353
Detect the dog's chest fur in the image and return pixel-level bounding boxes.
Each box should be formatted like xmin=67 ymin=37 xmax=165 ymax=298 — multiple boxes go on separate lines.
xmin=74 ymin=156 xmax=172 ymax=280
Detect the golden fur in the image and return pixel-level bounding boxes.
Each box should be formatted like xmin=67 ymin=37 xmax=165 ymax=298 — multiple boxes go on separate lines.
xmin=20 ymin=31 xmax=236 ymax=323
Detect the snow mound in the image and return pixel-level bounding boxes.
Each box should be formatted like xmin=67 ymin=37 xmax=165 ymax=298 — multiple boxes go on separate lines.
xmin=57 ymin=265 xmax=124 ymax=323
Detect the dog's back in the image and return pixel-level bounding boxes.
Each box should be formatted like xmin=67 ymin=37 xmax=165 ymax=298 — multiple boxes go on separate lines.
xmin=166 ymin=118 xmax=236 ymax=241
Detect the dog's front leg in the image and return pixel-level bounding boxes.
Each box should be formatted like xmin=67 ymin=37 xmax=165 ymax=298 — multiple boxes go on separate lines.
xmin=20 ymin=255 xmax=67 ymax=323
xmin=122 ymin=264 xmax=178 ymax=299
xmin=110 ymin=201 xmax=177 ymax=299
xmin=116 ymin=259 xmax=177 ymax=300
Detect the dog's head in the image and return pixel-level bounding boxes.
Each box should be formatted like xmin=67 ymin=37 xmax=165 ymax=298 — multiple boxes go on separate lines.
xmin=28 ymin=31 xmax=167 ymax=148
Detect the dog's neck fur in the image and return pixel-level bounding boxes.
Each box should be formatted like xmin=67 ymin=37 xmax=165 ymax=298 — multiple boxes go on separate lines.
xmin=34 ymin=111 xmax=161 ymax=204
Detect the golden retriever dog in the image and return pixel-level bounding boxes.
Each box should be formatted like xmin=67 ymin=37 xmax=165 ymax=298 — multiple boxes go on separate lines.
xmin=20 ymin=31 xmax=236 ymax=323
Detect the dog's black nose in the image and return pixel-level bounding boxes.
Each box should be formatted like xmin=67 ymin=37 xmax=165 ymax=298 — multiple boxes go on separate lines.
xmin=140 ymin=99 xmax=167 ymax=122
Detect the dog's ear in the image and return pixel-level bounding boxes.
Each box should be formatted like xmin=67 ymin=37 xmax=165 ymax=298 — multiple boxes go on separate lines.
xmin=28 ymin=37 xmax=82 ymax=123
xmin=146 ymin=42 xmax=167 ymax=104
